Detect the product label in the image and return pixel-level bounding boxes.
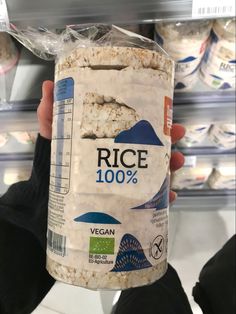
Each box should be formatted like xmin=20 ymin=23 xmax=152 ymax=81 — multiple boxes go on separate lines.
xmin=201 ymin=30 xmax=236 ymax=89
xmin=47 ymin=66 xmax=173 ymax=277
xmin=192 ymin=0 xmax=235 ymax=18
xmin=155 ymin=31 xmax=209 ymax=90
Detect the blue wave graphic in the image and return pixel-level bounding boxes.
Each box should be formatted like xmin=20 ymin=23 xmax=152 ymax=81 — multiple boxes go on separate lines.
xmin=178 ymin=56 xmax=197 ymax=63
xmin=115 ymin=120 xmax=164 ymax=146
xmin=229 ymin=60 xmax=236 ymax=64
xmin=175 ymin=82 xmax=186 ymax=89
xmin=111 ymin=234 xmax=152 ymax=272
xmin=220 ymin=82 xmax=232 ymax=90
xmin=132 ymin=176 xmax=169 ymax=210
xmin=74 ymin=212 xmax=121 ymax=224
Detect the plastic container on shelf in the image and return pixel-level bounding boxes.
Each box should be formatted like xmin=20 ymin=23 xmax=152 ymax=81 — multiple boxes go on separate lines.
xmin=171 ymin=166 xmax=212 ymax=189
xmin=200 ymin=18 xmax=236 ymax=90
xmin=208 ymin=124 xmax=236 ymax=149
xmin=177 ymin=124 xmax=211 ymax=147
xmin=155 ymin=20 xmax=212 ymax=91
xmin=10 ymin=131 xmax=37 ymax=145
xmin=3 ymin=168 xmax=31 ymax=186
xmin=208 ymin=167 xmax=236 ymax=189
xmin=0 ymin=133 xmax=9 ymax=148
xmin=0 ymin=33 xmax=19 ymax=103
xmin=0 ymin=33 xmax=19 ymax=75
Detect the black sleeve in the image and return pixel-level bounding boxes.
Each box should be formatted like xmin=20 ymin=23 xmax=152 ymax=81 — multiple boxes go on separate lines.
xmin=114 ymin=264 xmax=193 ymax=314
xmin=193 ymin=235 xmax=236 ymax=314
xmin=0 ymin=134 xmax=55 ymax=314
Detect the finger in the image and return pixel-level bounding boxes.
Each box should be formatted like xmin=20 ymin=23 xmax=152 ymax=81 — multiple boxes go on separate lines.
xmin=169 ymin=191 xmax=177 ymax=203
xmin=170 ymin=151 xmax=185 ymax=172
xmin=41 ymin=80 xmax=54 ymax=115
xmin=171 ymin=124 xmax=186 ymax=144
xmin=38 ymin=80 xmax=54 ymax=121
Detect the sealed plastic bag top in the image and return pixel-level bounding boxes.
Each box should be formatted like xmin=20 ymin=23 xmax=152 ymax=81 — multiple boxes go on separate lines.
xmin=9 ymin=24 xmax=170 ymax=61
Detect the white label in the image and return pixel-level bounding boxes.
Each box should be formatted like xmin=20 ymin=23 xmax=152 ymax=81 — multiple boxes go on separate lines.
xmin=184 ymin=156 xmax=197 ymax=168
xmin=192 ymin=0 xmax=235 ymax=18
xmin=0 ymin=0 xmax=9 ymax=31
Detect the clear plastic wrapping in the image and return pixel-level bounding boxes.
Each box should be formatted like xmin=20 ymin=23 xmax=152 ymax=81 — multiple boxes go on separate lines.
xmin=13 ymin=24 xmax=174 ymax=290
xmin=9 ymin=24 xmax=169 ymax=61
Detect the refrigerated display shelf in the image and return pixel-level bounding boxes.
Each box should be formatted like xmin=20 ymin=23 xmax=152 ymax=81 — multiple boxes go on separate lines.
xmin=173 ymin=83 xmax=235 ymax=124
xmin=176 ymin=146 xmax=235 ymax=157
xmin=176 ymin=188 xmax=235 ymax=197
xmin=0 ymin=109 xmax=38 ymax=133
xmin=173 ymin=190 xmax=235 ymax=209
xmin=0 ymin=152 xmax=34 ymax=161
xmin=6 ymin=0 xmax=235 ymax=29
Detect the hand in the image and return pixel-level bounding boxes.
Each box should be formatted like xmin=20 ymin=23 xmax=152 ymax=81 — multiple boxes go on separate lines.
xmin=170 ymin=124 xmax=185 ymax=202
xmin=37 ymin=80 xmax=54 ymax=140
xmin=37 ymin=81 xmax=185 ymax=202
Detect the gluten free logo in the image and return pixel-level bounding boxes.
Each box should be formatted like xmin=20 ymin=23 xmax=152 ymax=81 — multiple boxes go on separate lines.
xmin=150 ymin=235 xmax=164 ymax=260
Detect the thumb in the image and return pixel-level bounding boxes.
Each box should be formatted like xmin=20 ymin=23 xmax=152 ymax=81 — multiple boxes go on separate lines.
xmin=37 ymin=80 xmax=54 ymax=139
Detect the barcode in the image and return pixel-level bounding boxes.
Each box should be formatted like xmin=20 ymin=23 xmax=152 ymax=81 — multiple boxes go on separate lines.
xmin=47 ymin=229 xmax=66 ymax=257
xmin=197 ymin=5 xmax=233 ymax=15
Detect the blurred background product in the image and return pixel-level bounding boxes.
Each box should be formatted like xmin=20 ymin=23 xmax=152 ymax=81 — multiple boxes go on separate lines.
xmin=200 ymin=18 xmax=236 ymax=90
xmin=208 ymin=166 xmax=236 ymax=189
xmin=0 ymin=33 xmax=19 ymax=102
xmin=171 ymin=166 xmax=212 ymax=189
xmin=10 ymin=131 xmax=37 ymax=144
xmin=208 ymin=124 xmax=236 ymax=149
xmin=0 ymin=133 xmax=9 ymax=148
xmin=178 ymin=124 xmax=211 ymax=147
xmin=155 ymin=20 xmax=212 ymax=91
xmin=0 ymin=33 xmax=19 ymax=75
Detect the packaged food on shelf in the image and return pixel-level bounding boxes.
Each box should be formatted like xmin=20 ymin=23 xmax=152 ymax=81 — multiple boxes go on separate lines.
xmin=208 ymin=167 xmax=236 ymax=189
xmin=3 ymin=168 xmax=31 ymax=186
xmin=0 ymin=133 xmax=9 ymax=148
xmin=200 ymin=18 xmax=236 ymax=90
xmin=155 ymin=20 xmax=212 ymax=91
xmin=13 ymin=25 xmax=174 ymax=290
xmin=0 ymin=33 xmax=19 ymax=75
xmin=10 ymin=131 xmax=37 ymax=145
xmin=171 ymin=166 xmax=212 ymax=189
xmin=208 ymin=124 xmax=236 ymax=149
xmin=177 ymin=124 xmax=211 ymax=147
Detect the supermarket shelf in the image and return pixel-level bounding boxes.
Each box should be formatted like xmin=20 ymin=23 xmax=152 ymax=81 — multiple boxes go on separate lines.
xmin=176 ymin=146 xmax=235 ymax=156
xmin=173 ymin=82 xmax=236 ymax=124
xmin=0 ymin=110 xmax=38 ymax=132
xmin=173 ymin=189 xmax=235 ymax=210
xmin=6 ymin=0 xmax=230 ymax=28
xmin=175 ymin=146 xmax=235 ymax=166
xmin=0 ymin=99 xmax=39 ymax=112
xmin=0 ymin=152 xmax=34 ymax=161
xmin=176 ymin=188 xmax=235 ymax=197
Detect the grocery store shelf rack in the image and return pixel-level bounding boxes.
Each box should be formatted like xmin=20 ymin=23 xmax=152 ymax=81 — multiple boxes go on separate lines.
xmin=7 ymin=0 xmax=195 ymax=29
xmin=0 ymin=152 xmax=34 ymax=161
xmin=173 ymin=189 xmax=235 ymax=210
xmin=173 ymin=89 xmax=236 ymax=124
